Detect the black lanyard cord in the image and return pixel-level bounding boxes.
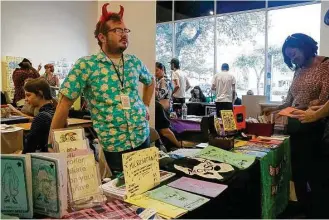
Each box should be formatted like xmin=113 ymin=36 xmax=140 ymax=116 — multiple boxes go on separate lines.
xmin=110 ymin=55 xmax=125 ymax=89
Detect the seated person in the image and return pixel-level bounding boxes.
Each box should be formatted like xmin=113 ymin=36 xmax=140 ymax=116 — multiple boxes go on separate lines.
xmin=155 ymin=100 xmax=183 ymax=151
xmin=234 ymin=92 xmax=242 ymax=105
xmin=22 ymin=78 xmax=57 ymax=153
xmin=189 ymin=86 xmax=207 ymax=103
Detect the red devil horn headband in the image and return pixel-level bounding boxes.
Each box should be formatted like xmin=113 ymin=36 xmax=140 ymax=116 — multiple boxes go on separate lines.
xmin=99 ymin=3 xmax=124 ymax=22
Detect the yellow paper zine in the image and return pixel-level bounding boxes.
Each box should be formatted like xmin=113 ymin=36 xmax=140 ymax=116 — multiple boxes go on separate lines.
xmin=221 ymin=110 xmax=237 ymax=131
xmin=125 ymin=193 xmax=187 ymax=219
xmin=122 ymin=147 xmax=160 ymax=199
xmin=67 ymin=154 xmax=100 ymax=201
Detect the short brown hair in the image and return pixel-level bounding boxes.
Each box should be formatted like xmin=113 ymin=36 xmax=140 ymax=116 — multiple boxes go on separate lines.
xmin=44 ymin=64 xmax=54 ymax=72
xmin=94 ymin=13 xmax=122 ymax=47
xmin=24 ymin=78 xmax=52 ymax=100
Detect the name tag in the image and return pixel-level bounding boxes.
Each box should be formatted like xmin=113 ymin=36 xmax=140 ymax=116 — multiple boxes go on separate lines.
xmin=120 ymin=95 xmax=131 ymax=109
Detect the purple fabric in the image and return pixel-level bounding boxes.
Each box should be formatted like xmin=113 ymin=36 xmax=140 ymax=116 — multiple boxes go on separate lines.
xmin=170 ymin=119 xmax=201 ymax=134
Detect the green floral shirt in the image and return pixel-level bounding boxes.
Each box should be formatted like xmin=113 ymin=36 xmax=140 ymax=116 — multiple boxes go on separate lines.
xmin=60 ymin=51 xmax=154 ymax=152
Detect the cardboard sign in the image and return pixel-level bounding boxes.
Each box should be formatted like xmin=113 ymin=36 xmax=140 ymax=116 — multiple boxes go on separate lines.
xmin=122 ymin=147 xmax=160 ymax=199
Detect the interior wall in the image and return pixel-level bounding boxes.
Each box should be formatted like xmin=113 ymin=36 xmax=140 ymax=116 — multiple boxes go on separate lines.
xmin=1 ymin=1 xmax=97 ymax=71
xmin=96 ymin=1 xmax=156 ymax=127
xmin=320 ymin=1 xmax=329 ymax=57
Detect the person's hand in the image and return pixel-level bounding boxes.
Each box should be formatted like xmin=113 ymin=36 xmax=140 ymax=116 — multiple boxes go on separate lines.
xmin=262 ymin=107 xmax=278 ymax=116
xmin=290 ymin=108 xmax=319 ymax=123
xmin=309 ymin=99 xmax=320 ymax=107
xmin=38 ymin=63 xmax=42 ymax=71
xmin=309 ymin=105 xmax=323 ymax=111
xmin=7 ymin=104 xmax=19 ymax=114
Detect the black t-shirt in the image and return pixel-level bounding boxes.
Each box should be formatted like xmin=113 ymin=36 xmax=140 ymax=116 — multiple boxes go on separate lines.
xmin=155 ymin=101 xmax=170 ymax=131
xmin=234 ymin=97 xmax=242 ymax=105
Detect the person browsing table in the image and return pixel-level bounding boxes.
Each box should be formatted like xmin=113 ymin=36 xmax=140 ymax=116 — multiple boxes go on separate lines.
xmin=50 ymin=3 xmax=155 ymax=172
xmin=263 ymin=33 xmax=329 ymax=218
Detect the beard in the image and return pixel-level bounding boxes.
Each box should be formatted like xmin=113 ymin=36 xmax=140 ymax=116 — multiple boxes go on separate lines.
xmin=104 ymin=38 xmax=128 ymax=55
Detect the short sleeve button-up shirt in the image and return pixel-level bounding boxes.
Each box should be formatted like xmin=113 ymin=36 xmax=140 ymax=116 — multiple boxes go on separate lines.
xmin=60 ymin=51 xmax=154 ymax=152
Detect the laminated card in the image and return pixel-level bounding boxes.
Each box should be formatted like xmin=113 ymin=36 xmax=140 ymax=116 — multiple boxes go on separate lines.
xmin=30 ymin=153 xmax=67 ymax=218
xmin=1 ymin=154 xmax=33 ymax=218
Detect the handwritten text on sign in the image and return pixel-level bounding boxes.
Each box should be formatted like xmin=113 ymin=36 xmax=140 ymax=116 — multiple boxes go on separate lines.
xmin=67 ymin=154 xmax=99 ymax=201
xmin=122 ymin=147 xmax=160 ymax=199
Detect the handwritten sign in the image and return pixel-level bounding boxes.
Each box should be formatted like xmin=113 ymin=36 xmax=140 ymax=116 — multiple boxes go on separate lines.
xmin=58 ymin=140 xmax=88 ymax=153
xmin=220 ymin=110 xmax=237 ymax=131
xmin=196 ymin=146 xmax=256 ymax=169
xmin=67 ymin=154 xmax=100 ymax=201
xmin=122 ymin=147 xmax=160 ymax=199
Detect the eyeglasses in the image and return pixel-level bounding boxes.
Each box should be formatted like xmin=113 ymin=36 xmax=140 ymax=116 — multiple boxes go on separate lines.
xmin=108 ymin=28 xmax=131 ymax=35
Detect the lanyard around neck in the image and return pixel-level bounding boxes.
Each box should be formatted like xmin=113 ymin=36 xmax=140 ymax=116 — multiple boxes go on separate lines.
xmin=110 ymin=55 xmax=124 ymax=89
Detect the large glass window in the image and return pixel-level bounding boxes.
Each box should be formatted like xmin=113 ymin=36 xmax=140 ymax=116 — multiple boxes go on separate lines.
xmin=156 ymin=23 xmax=173 ymax=77
xmin=156 ymin=2 xmax=321 ymax=102
xmin=268 ymin=3 xmax=321 ymax=101
xmin=175 ymin=17 xmax=215 ymax=97
xmin=216 ymin=11 xmax=266 ymax=96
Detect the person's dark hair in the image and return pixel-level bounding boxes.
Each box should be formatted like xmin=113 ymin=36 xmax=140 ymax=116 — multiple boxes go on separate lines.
xmin=18 ymin=58 xmax=32 ymax=68
xmin=191 ymin=86 xmax=206 ymax=101
xmin=24 ymin=78 xmax=57 ymax=107
xmin=156 ymin=62 xmax=167 ymax=75
xmin=94 ymin=13 xmax=122 ymax=47
xmin=170 ymin=58 xmax=180 ymax=69
xmin=221 ymin=63 xmax=229 ymax=71
xmin=282 ymin=33 xmax=318 ymax=70
xmin=44 ymin=64 xmax=54 ymax=73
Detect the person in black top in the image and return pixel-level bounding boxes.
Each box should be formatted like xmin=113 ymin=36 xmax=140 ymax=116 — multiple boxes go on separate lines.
xmin=22 ymin=78 xmax=57 ymax=153
xmin=189 ymin=86 xmax=207 ymax=103
xmin=234 ymin=92 xmax=242 ymax=105
xmin=155 ymin=100 xmax=183 ymax=151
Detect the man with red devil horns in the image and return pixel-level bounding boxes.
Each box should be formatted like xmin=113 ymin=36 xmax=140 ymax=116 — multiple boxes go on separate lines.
xmin=50 ymin=3 xmax=155 ymax=173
